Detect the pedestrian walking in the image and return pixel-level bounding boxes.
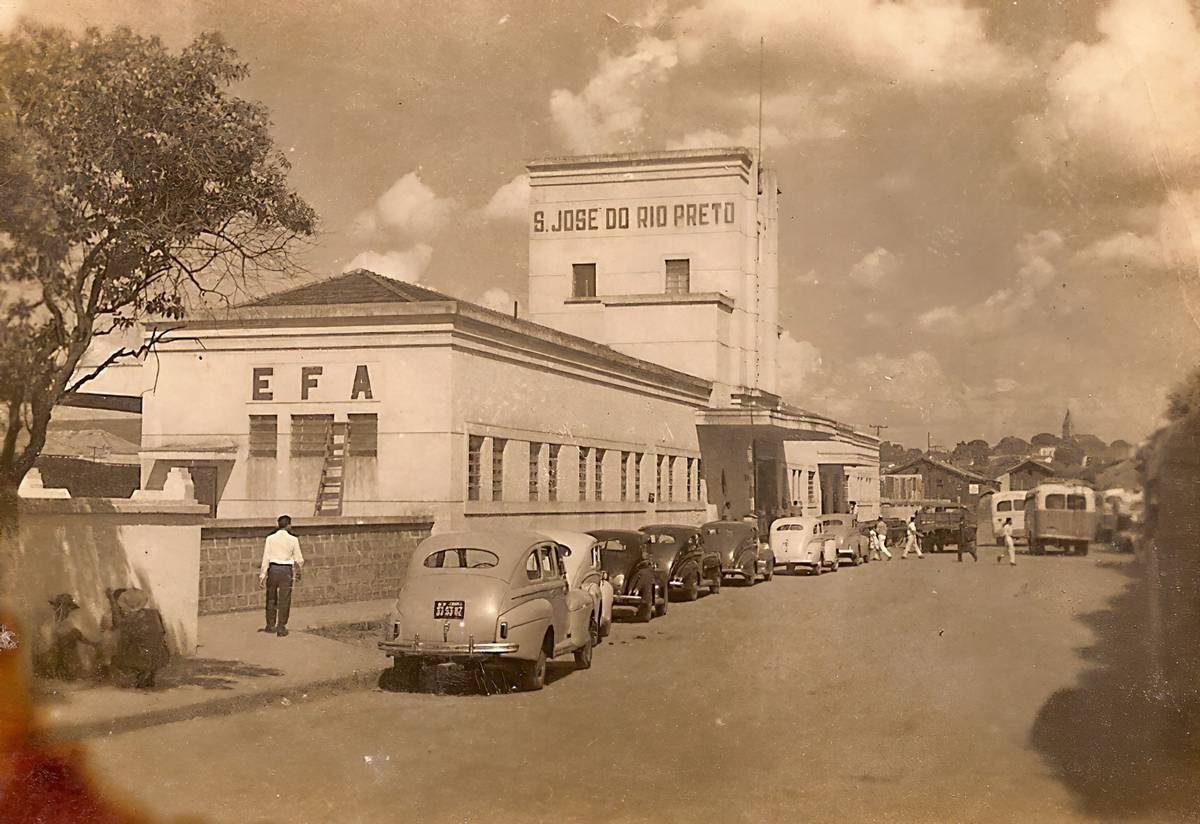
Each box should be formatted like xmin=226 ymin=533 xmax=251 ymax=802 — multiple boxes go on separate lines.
xmin=901 ymin=513 xmax=924 ymax=559
xmin=259 ymin=514 xmax=304 ymax=636
xmin=871 ymin=521 xmax=892 ymax=561
xmin=998 ymin=517 xmax=1017 ymax=566
xmin=956 ymin=536 xmax=978 ymax=562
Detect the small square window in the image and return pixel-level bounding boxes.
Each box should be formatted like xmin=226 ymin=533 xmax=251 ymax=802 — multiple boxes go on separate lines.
xmin=665 ymin=259 xmax=690 ymax=294
xmin=572 ymin=263 xmax=597 ymax=298
xmin=248 ymin=415 xmax=277 ymax=458
xmin=347 ymin=414 xmax=378 ymax=457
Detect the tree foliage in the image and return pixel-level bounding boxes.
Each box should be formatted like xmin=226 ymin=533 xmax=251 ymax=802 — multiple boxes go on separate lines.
xmin=0 ymin=24 xmax=315 ymax=503
xmin=1165 ymin=364 xmax=1200 ymax=422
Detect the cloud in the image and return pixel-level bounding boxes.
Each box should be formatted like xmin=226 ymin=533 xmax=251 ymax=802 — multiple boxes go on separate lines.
xmin=815 ymin=350 xmax=965 ymax=430
xmin=994 ymin=378 xmax=1018 ymax=393
xmin=776 ymin=332 xmax=823 ymax=401
xmin=3 ymin=0 xmax=200 ymax=46
xmin=675 ymin=0 xmax=1028 ymax=89
xmin=357 ymin=172 xmax=457 ymax=240
xmin=481 ymin=174 xmax=529 ymax=221
xmin=848 ymin=247 xmax=899 ymax=287
xmin=549 ymin=37 xmax=678 ymax=153
xmin=919 ymin=230 xmax=1064 ymax=334
xmin=1074 ymin=230 xmax=1165 ymax=270
xmin=1016 ymin=0 xmax=1200 ymax=184
xmin=343 ymin=245 xmax=433 ymax=283
xmin=477 ymin=287 xmax=516 ymax=314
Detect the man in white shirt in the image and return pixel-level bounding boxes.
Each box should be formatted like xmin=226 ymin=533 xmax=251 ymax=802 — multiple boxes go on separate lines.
xmin=259 ymin=515 xmax=304 ymax=636
xmin=997 ymin=518 xmax=1016 ymax=566
xmin=901 ymin=513 xmax=924 ymax=559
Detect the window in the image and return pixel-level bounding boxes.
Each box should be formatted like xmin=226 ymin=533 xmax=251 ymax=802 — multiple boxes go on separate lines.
xmin=594 ymin=448 xmax=605 ymax=501
xmin=572 ymin=263 xmax=597 ymax=298
xmin=686 ymin=457 xmax=694 ymax=501
xmin=1045 ymin=494 xmax=1067 ymax=510
xmin=620 ymin=451 xmax=630 ymax=501
xmin=1067 ymin=494 xmax=1088 ymax=511
xmin=492 ymin=437 xmax=506 ymax=501
xmin=529 ymin=442 xmax=542 ymax=501
xmin=291 ymin=414 xmax=333 ymax=457
xmin=347 ymin=414 xmax=378 ymax=457
xmin=634 ymin=453 xmax=643 ymax=500
xmin=578 ymin=447 xmax=589 ymax=500
xmin=423 ymin=548 xmax=499 ymax=569
xmin=667 ymin=456 xmax=676 ymax=502
xmin=467 ymin=436 xmax=484 ymax=502
xmin=807 ymin=471 xmax=816 ymax=505
xmin=539 ymin=546 xmax=557 ymax=578
xmin=656 ymin=455 xmax=664 ymax=502
xmin=997 ymin=500 xmax=1012 ymax=512
xmin=525 ymin=552 xmax=541 ymax=581
xmin=248 ymin=415 xmax=277 ymax=458
xmin=665 ymin=258 xmax=690 ymax=294
xmin=548 ymin=444 xmax=560 ymax=502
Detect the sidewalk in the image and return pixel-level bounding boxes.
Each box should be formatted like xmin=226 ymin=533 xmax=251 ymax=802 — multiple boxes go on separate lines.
xmin=38 ymin=599 xmax=394 ymax=741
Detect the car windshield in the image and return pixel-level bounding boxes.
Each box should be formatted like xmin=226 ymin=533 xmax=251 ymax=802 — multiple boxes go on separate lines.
xmin=1045 ymin=494 xmax=1067 ymax=510
xmin=775 ymin=523 xmax=806 ymax=531
xmin=423 ymin=548 xmax=500 ymax=569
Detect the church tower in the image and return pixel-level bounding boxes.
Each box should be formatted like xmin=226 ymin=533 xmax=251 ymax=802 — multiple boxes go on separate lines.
xmin=1062 ymin=408 xmax=1074 ymax=441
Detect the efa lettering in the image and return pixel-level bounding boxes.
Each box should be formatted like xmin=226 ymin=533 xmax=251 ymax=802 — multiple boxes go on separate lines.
xmin=532 ymin=201 xmax=735 ymax=233
xmin=250 ymin=365 xmax=373 ymax=401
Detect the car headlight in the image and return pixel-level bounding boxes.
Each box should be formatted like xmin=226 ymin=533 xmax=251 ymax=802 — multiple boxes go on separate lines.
xmin=612 ymin=573 xmax=625 ymax=592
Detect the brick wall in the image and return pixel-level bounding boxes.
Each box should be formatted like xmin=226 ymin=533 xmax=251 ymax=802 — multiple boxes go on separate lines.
xmin=199 ymin=515 xmax=433 ymax=614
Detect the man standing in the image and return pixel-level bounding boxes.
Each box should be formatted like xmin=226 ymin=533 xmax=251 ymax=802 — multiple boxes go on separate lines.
xmin=259 ymin=515 xmax=304 ymax=636
xmin=872 ymin=520 xmax=892 ymax=561
xmin=997 ymin=517 xmax=1016 ymax=566
xmin=901 ymin=513 xmax=924 ymax=559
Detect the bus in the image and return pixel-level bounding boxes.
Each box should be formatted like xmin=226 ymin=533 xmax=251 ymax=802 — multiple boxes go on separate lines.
xmin=991 ymin=491 xmax=1028 ymax=541
xmin=1025 ymin=483 xmax=1100 ymax=556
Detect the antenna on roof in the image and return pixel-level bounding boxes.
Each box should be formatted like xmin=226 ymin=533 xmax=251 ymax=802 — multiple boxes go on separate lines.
xmin=756 ymin=36 xmax=764 ymax=181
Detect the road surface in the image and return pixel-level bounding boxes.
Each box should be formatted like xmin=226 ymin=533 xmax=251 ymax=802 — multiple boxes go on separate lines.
xmin=83 ymin=548 xmax=1195 ymax=823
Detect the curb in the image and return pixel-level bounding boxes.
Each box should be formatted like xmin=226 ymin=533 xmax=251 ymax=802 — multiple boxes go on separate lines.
xmin=46 ymin=666 xmax=382 ymax=742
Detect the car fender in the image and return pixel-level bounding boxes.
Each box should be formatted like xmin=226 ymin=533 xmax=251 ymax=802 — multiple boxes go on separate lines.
xmin=498 ymin=599 xmax=553 ymax=661
xmin=672 ymin=555 xmax=701 ymax=583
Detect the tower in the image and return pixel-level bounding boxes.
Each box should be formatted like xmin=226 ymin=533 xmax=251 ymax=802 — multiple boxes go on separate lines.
xmin=1062 ymin=408 xmax=1074 ymax=441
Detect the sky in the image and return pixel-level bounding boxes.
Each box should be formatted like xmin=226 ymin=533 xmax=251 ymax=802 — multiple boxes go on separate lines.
xmin=5 ymin=0 xmax=1200 ymax=447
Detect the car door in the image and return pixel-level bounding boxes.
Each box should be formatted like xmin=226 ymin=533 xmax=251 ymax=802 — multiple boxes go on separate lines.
xmin=540 ymin=544 xmax=572 ymax=655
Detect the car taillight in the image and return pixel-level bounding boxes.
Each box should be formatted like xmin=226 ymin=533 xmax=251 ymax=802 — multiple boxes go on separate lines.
xmin=499 ymin=621 xmax=508 ymax=640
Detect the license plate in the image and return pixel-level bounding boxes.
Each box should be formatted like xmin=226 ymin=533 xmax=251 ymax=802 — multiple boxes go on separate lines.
xmin=433 ymin=600 xmax=464 ymax=619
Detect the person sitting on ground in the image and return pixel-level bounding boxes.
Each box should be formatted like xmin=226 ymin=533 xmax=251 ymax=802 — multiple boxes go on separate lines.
xmin=35 ymin=593 xmax=99 ymax=681
xmin=111 ymin=589 xmax=170 ymax=689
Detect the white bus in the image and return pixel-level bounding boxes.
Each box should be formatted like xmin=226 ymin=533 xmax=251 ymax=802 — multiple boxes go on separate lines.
xmin=991 ymin=491 xmax=1028 ymax=541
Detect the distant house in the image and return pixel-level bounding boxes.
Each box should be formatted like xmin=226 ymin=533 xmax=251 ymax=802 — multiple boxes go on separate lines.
xmin=994 ymin=457 xmax=1056 ymax=492
xmin=1036 ymin=445 xmax=1057 ymax=460
xmin=881 ymin=473 xmax=924 ymax=501
xmin=885 ymin=455 xmax=999 ymax=506
xmin=37 ymin=428 xmax=141 ymax=498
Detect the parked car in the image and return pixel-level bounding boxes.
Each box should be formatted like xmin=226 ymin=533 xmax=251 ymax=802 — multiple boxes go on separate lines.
xmin=540 ymin=529 xmax=614 ymax=638
xmin=639 ymin=524 xmax=722 ymax=601
xmin=819 ymin=514 xmax=865 ymax=566
xmin=769 ymin=516 xmax=835 ymax=575
xmin=1025 ymin=484 xmax=1099 ymax=556
xmin=587 ymin=529 xmax=669 ymax=621
xmin=379 ymin=530 xmax=598 ymax=692
xmin=701 ymin=520 xmax=774 ymax=585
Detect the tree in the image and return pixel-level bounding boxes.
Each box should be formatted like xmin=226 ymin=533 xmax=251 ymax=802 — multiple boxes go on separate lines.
xmin=0 ymin=25 xmax=316 ymax=530
xmin=1030 ymin=432 xmax=1062 ymax=447
xmin=1165 ymin=364 xmax=1200 ymax=421
xmin=993 ymin=435 xmax=1030 ymax=455
xmin=951 ymin=438 xmax=992 ymax=468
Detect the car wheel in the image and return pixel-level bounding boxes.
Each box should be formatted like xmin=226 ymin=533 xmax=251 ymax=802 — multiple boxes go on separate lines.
xmin=519 ymin=638 xmax=549 ymax=691
xmin=831 ymin=556 xmax=840 ymax=572
xmin=1078 ymin=542 xmax=1089 ymax=557
xmin=654 ymin=582 xmax=668 ymax=617
xmin=811 ymin=560 xmax=823 ymax=576
xmin=636 ymin=576 xmax=655 ymax=622
xmin=741 ymin=557 xmax=756 ymax=586
xmin=379 ymin=659 xmax=419 ymax=692
xmin=683 ymin=570 xmax=701 ymax=602
xmin=708 ymin=567 xmax=722 ymax=595
xmin=574 ymin=617 xmax=597 ymax=670
xmin=763 ymin=558 xmax=774 ymax=582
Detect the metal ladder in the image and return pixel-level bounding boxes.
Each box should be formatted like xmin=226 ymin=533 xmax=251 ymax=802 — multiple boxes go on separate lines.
xmin=314 ymin=421 xmax=349 ymax=516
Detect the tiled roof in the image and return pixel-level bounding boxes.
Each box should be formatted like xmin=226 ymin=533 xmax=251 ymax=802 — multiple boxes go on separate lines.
xmin=993 ymin=457 xmax=1056 ymax=478
xmin=888 ymin=455 xmax=994 ymax=483
xmin=248 ymin=270 xmax=453 ymax=307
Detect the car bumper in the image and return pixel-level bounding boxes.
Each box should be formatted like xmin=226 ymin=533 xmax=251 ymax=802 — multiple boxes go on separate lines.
xmin=379 ymin=640 xmax=519 ymax=661
xmin=613 ymin=594 xmax=648 ymax=607
xmin=721 ymin=566 xmax=752 ymax=578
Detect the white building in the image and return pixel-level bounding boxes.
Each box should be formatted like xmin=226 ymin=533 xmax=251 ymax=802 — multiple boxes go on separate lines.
xmin=138 ymin=148 xmax=879 ymax=530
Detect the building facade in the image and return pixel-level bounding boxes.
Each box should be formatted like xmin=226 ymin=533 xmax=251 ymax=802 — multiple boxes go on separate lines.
xmin=886 ymin=456 xmax=998 ymax=507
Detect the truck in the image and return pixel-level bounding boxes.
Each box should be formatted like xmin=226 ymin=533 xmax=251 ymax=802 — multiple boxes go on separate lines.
xmin=915 ymin=505 xmax=976 ymax=553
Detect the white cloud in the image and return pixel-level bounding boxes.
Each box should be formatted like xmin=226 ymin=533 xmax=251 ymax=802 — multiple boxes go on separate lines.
xmin=676 ymin=0 xmax=1028 ymax=89
xmin=343 ymin=245 xmax=433 ymax=284
xmin=776 ymin=332 xmax=823 ymax=402
xmin=919 ymin=230 xmax=1064 ymax=334
xmin=357 ymin=172 xmax=457 ymax=240
xmin=994 ymin=378 xmax=1018 ymax=393
xmin=1074 ymin=230 xmax=1165 ymax=270
xmin=481 ymin=174 xmax=529 ymax=221
xmin=848 ymin=247 xmax=899 ymax=287
xmin=1017 ymin=0 xmax=1200 ymax=183
xmin=549 ymin=37 xmax=678 ymax=153
xmin=477 ymin=287 xmax=517 ymax=314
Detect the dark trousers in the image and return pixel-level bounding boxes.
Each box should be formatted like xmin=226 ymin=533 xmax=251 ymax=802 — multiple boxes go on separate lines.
xmin=957 ymin=543 xmax=978 ymax=562
xmin=265 ymin=563 xmax=294 ymax=629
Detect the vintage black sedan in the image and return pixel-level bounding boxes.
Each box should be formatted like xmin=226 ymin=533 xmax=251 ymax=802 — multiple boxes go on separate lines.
xmin=639 ymin=524 xmax=722 ymax=601
xmin=586 ymin=529 xmax=669 ymax=622
xmin=700 ymin=520 xmax=775 ymax=585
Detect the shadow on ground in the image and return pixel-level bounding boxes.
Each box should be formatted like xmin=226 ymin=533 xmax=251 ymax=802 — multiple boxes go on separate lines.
xmin=156 ymin=657 xmax=285 ymax=690
xmin=1030 ymin=554 xmax=1198 ymax=820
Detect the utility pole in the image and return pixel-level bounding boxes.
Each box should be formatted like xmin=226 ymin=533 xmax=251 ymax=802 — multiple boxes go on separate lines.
xmin=867 ymin=423 xmax=888 ymax=438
